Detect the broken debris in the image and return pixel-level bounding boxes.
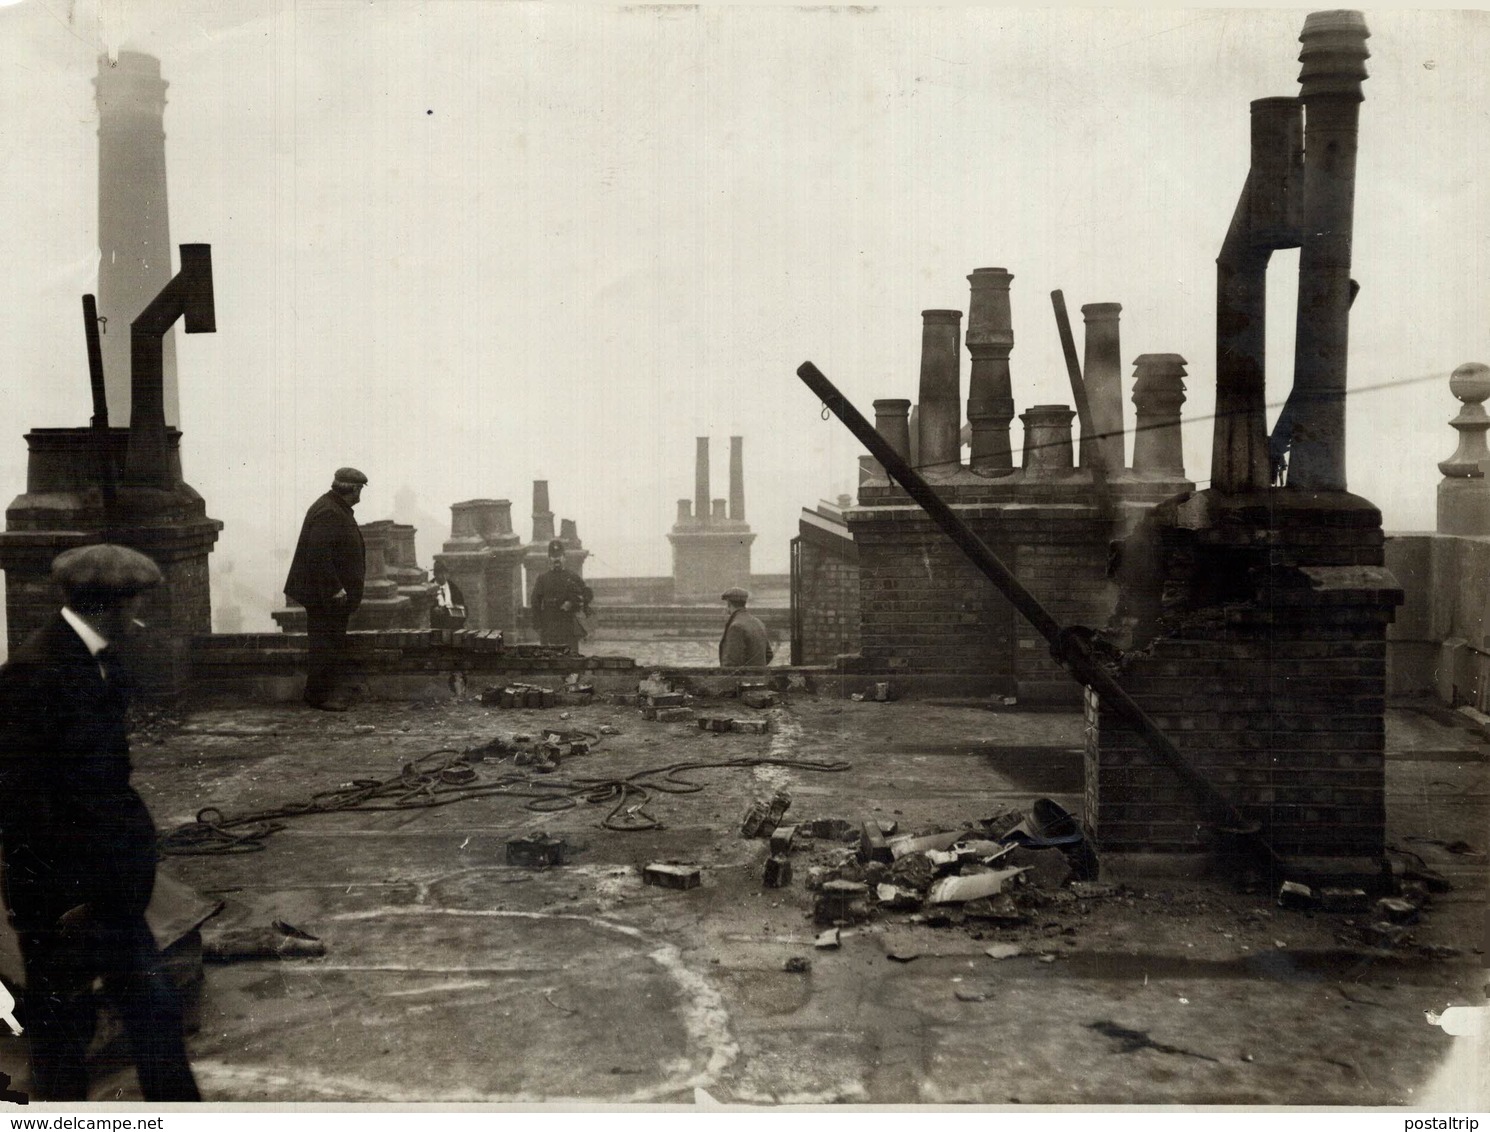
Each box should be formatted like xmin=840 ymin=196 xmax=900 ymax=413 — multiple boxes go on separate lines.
xmin=203 ymin=919 xmax=326 ymax=962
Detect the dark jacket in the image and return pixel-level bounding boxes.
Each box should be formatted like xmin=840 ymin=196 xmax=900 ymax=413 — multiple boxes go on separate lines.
xmin=0 ymin=615 xmax=159 ymax=925
xmin=719 ymin=608 xmax=773 ymax=669
xmin=284 ymin=491 xmax=365 ymax=610
xmin=530 ymin=567 xmax=593 ymax=646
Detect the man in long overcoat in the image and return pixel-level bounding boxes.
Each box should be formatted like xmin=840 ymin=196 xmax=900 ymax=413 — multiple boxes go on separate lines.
xmin=284 ymin=467 xmax=367 ymax=710
xmin=0 ymin=544 xmax=200 ymax=1101
xmin=718 ymin=587 xmax=773 ymax=670
xmin=529 ymin=539 xmax=593 ymax=652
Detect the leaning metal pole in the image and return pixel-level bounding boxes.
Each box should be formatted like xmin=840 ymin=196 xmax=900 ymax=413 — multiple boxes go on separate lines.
xmin=797 ymin=359 xmax=1289 ymax=877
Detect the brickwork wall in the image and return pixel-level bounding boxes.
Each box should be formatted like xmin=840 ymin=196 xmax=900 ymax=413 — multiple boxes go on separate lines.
xmin=798 ymin=537 xmax=860 ymax=664
xmin=851 ymin=513 xmax=1017 ymax=686
xmin=1012 ymin=525 xmax=1116 ymax=702
xmin=1084 ymin=492 xmax=1399 ymax=862
xmin=843 ymin=488 xmax=1150 ymax=697
xmin=1085 ymin=629 xmax=1389 ymax=859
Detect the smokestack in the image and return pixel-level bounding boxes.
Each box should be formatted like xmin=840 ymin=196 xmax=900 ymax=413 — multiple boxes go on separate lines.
xmin=965 ymin=269 xmax=1015 ymax=474
xmin=694 ymin=437 xmax=711 ymax=525
xmin=95 ymin=52 xmax=177 ymax=428
xmin=531 ymin=480 xmax=555 ymax=544
xmin=729 ymin=436 xmax=745 ymax=521
xmin=916 ymin=310 xmax=963 ymax=473
xmin=1081 ymin=303 xmax=1125 ymax=473
xmin=1286 ymin=10 xmax=1370 ymax=492
xmin=1211 ymin=97 xmax=1305 ymax=492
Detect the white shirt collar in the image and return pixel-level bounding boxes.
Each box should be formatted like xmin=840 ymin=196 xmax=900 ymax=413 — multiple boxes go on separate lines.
xmin=60 ymin=606 xmax=110 ymax=658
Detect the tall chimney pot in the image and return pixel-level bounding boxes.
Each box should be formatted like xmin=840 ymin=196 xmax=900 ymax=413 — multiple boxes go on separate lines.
xmin=916 ymin=310 xmax=963 ymax=473
xmin=965 ymin=269 xmax=1016 ymax=474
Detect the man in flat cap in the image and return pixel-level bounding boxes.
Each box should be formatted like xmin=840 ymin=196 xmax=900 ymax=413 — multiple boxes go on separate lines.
xmin=719 ymin=587 xmax=773 ymax=670
xmin=0 ymin=544 xmax=200 ymax=1101
xmin=529 ymin=539 xmax=593 ymax=652
xmin=284 ymin=467 xmax=368 ymax=710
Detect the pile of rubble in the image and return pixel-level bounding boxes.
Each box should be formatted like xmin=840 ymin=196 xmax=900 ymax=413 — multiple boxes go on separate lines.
xmin=628 ymin=674 xmax=779 ymax=732
xmin=479 ymin=674 xmax=595 ymax=709
xmin=740 ymin=792 xmax=1099 ymax=938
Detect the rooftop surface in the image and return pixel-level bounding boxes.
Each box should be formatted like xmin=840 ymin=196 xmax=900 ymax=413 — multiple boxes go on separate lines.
xmin=1 ymin=688 xmax=1485 ymax=1108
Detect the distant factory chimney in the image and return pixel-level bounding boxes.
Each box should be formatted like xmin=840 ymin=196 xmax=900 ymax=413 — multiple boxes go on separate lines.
xmin=695 ymin=437 xmax=711 ymax=525
xmin=96 ymin=51 xmax=177 ymax=427
xmin=729 ymin=436 xmax=745 ymax=521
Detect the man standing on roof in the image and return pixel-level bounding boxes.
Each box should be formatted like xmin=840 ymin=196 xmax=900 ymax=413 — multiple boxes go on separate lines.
xmin=718 ymin=587 xmax=773 ymax=670
xmin=529 ymin=538 xmax=593 ymax=652
xmin=284 ymin=467 xmax=368 ymax=711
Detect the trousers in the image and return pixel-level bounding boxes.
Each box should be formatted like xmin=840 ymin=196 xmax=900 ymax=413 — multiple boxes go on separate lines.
xmin=18 ymin=911 xmax=199 ymax=1101
xmin=303 ymin=604 xmax=352 ymax=704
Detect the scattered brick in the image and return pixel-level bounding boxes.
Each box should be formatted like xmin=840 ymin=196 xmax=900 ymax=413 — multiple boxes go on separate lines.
xmin=763 ymin=856 xmax=793 ymax=888
xmin=505 ymin=834 xmax=567 ymax=868
xmin=643 ymin=863 xmax=701 ymax=890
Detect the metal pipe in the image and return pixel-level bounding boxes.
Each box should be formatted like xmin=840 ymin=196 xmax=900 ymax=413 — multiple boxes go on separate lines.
xmin=124 ymin=242 xmax=214 ymax=489
xmin=797 ymin=358 xmax=1287 ymax=876
xmin=82 ymin=294 xmax=116 ymax=510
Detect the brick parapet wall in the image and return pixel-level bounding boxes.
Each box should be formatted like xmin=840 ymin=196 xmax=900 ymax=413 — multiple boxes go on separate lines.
xmin=846 ymin=487 xmax=1142 ymax=696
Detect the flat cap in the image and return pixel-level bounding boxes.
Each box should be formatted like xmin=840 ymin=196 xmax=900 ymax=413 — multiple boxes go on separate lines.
xmin=547 ymin=538 xmax=566 ymax=555
xmin=333 ymin=467 xmax=369 ymax=485
xmin=721 ymin=587 xmax=749 ymax=604
xmin=52 ymin=544 xmax=162 ymax=596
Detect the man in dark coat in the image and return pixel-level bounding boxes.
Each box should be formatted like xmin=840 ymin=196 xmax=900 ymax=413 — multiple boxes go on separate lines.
xmin=529 ymin=539 xmax=593 ymax=652
xmin=428 ymin=560 xmax=466 ymax=635
xmin=719 ymin=587 xmax=773 ymax=670
xmin=0 ymin=544 xmax=200 ymax=1101
xmin=284 ymin=467 xmax=368 ymax=711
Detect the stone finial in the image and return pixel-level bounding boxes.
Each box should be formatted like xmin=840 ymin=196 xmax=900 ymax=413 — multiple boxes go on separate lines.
xmin=1436 ymin=363 xmax=1490 ymax=536
xmin=1438 ymin=363 xmax=1490 ymax=477
xmin=1131 ymin=354 xmax=1189 ymax=478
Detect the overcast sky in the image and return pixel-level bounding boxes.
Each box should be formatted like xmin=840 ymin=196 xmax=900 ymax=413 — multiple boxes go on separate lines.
xmin=2 ymin=3 xmax=1487 ymax=631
